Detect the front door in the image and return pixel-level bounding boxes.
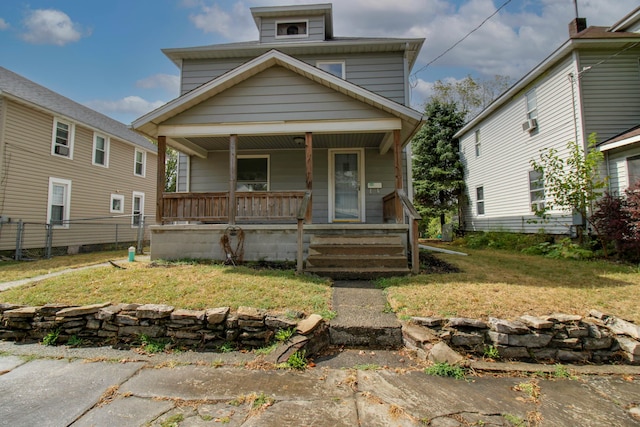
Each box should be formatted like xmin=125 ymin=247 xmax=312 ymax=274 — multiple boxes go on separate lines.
xmin=330 ymin=149 xmax=363 ymax=222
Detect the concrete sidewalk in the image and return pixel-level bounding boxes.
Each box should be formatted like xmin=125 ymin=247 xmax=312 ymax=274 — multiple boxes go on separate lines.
xmin=0 ymin=341 xmax=639 ymax=426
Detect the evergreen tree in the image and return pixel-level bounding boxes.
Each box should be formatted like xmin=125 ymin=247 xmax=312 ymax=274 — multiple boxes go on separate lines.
xmin=412 ymin=100 xmax=466 ymax=230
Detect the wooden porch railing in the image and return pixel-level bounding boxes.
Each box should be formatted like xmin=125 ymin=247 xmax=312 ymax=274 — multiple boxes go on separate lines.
xmin=383 ymin=190 xmax=422 ymax=274
xmin=162 ymin=191 xmax=306 ymax=223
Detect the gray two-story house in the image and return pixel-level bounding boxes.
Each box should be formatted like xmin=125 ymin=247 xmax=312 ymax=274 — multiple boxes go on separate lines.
xmin=133 ymin=3 xmax=425 ymax=276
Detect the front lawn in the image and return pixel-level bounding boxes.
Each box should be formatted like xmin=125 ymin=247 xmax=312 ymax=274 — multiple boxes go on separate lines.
xmin=0 ymin=250 xmax=127 ymax=283
xmin=0 ymin=260 xmax=333 ymax=315
xmin=378 ymin=246 xmax=640 ymax=323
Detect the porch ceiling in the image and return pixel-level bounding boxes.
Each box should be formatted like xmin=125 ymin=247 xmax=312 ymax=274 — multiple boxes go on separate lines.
xmin=173 ymin=133 xmax=385 ymax=151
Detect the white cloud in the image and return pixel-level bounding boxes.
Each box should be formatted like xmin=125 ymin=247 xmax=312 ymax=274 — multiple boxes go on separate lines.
xmin=136 ymin=74 xmax=180 ymax=95
xmin=0 ymin=18 xmax=9 ymax=30
xmin=188 ymin=1 xmax=255 ymax=41
xmin=21 ymin=9 xmax=86 ymax=46
xmin=85 ymin=96 xmax=166 ymax=118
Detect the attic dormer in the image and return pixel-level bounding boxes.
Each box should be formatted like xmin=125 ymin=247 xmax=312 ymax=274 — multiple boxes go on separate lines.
xmin=251 ymin=3 xmax=333 ymax=43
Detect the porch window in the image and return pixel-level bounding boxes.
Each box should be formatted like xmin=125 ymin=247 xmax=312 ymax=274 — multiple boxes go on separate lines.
xmin=93 ymin=133 xmax=109 ymax=167
xmin=51 ymin=118 xmax=74 ymax=158
xmin=476 ymin=186 xmax=485 ymax=216
xmin=237 ymin=155 xmax=269 ymax=191
xmin=317 ymin=61 xmax=345 ymax=79
xmin=628 ymin=155 xmax=640 ymax=188
xmin=48 ymin=177 xmax=71 ymax=228
xmin=529 ymin=170 xmax=545 ymax=212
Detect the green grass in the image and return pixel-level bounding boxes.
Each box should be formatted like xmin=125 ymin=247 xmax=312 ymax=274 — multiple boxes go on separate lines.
xmin=0 ymin=260 xmax=332 ymax=314
xmin=424 ymin=362 xmax=466 ymax=380
xmin=0 ymin=250 xmax=129 ymax=283
xmin=379 ymin=245 xmax=640 ymax=322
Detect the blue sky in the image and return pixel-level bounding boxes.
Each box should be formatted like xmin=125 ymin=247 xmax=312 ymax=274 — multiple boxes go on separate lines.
xmin=1 ymin=0 xmax=638 ymax=124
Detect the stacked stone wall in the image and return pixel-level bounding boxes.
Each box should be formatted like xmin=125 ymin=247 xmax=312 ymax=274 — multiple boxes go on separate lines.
xmin=0 ymin=302 xmax=321 ymax=351
xmin=403 ymin=311 xmax=640 ymax=365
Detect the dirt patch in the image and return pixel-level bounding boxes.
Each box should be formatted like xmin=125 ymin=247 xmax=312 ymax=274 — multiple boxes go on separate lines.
xmin=419 ymin=251 xmax=461 ymax=274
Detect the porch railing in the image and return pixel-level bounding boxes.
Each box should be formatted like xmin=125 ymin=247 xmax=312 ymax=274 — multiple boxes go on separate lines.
xmin=162 ymin=191 xmax=306 ymax=223
xmin=383 ymin=190 xmax=422 ymax=274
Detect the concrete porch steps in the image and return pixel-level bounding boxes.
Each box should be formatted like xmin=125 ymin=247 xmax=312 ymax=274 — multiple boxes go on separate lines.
xmin=305 ymin=234 xmax=410 ymax=279
xmin=329 ymin=280 xmax=403 ymax=348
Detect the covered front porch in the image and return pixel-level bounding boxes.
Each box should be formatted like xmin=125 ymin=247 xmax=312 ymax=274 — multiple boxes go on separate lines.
xmin=134 ymin=50 xmax=424 ymax=275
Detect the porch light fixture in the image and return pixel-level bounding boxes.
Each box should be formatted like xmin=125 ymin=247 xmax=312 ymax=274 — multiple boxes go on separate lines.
xmin=293 ymin=136 xmax=305 ymax=145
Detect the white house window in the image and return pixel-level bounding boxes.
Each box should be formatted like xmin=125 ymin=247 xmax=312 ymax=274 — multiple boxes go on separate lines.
xmin=474 ymin=130 xmax=481 ymax=157
xmin=93 ymin=133 xmax=109 ymax=167
xmin=628 ymin=155 xmax=640 ymax=187
xmin=110 ymin=194 xmax=124 ymax=213
xmin=48 ymin=177 xmax=71 ymax=228
xmin=317 ymin=61 xmax=345 ymax=79
xmin=276 ymin=20 xmax=308 ymax=38
xmin=525 ymin=88 xmax=538 ymax=120
xmin=132 ymin=191 xmax=144 ymax=227
xmin=51 ymin=118 xmax=74 ymax=158
xmin=529 ymin=170 xmax=545 ymax=211
xmin=476 ymin=186 xmax=485 ymax=216
xmin=237 ymin=155 xmax=269 ymax=191
xmin=134 ymin=149 xmax=146 ymax=177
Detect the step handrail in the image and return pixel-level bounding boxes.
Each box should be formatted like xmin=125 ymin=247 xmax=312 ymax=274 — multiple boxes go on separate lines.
xmin=395 ymin=189 xmax=422 ymax=274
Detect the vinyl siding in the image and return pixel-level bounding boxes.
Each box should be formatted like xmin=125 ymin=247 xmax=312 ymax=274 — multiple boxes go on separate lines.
xmin=176 ymin=152 xmax=189 ymax=192
xmin=0 ymin=99 xmax=157 ymax=250
xmin=605 ymin=144 xmax=640 ymax=195
xmin=579 ymin=47 xmax=640 ymax=142
xmin=179 ymin=53 xmax=406 ymax=104
xmin=459 ymin=55 xmax=580 ymax=234
xmin=166 ymin=66 xmax=393 ymax=125
xmin=259 ymin=15 xmax=325 ymax=43
xmin=187 ymin=147 xmax=399 ymax=225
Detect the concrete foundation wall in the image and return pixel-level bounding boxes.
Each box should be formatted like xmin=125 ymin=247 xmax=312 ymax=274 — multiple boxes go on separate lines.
xmin=150 ymin=224 xmax=409 ymax=262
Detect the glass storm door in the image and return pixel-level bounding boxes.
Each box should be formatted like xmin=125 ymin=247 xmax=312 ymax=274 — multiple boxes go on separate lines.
xmin=332 ymin=151 xmax=361 ymax=222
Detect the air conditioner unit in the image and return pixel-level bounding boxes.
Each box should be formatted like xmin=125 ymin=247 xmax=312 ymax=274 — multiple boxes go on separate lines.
xmin=55 ymin=145 xmax=69 ymax=156
xmin=522 ymin=118 xmax=538 ymax=132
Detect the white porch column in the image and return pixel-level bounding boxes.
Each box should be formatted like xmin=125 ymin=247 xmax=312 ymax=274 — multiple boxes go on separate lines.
xmin=305 ymin=132 xmax=313 ymax=223
xmin=156 ymin=135 xmax=166 ymax=224
xmin=393 ymin=129 xmax=404 ymax=223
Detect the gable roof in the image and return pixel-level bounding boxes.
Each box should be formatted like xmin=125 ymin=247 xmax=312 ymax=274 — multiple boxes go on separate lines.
xmin=455 ymin=18 xmax=640 ymax=138
xmin=0 ymin=67 xmax=157 ymax=152
xmin=133 ymin=49 xmax=424 ymax=143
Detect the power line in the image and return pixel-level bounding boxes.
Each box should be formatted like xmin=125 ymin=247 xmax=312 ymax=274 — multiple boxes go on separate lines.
xmin=411 ymin=0 xmax=513 ymax=79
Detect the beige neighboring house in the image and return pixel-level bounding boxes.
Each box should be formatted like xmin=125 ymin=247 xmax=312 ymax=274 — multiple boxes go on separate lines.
xmin=0 ymin=67 xmax=157 ymax=255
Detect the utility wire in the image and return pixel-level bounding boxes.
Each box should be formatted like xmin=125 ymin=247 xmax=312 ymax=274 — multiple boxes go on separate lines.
xmin=410 ymin=0 xmax=513 ymax=80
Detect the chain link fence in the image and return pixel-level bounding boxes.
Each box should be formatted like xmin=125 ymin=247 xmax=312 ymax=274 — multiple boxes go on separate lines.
xmin=0 ymin=215 xmax=151 ymax=260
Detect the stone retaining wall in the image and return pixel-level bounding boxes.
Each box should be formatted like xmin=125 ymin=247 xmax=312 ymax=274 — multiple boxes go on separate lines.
xmin=0 ymin=302 xmax=327 ymax=354
xmin=2 ymin=301 xmax=639 ymax=365
xmin=403 ymin=311 xmax=640 ymax=365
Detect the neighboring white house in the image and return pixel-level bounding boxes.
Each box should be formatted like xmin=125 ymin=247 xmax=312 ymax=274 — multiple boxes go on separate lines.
xmin=454 ymin=7 xmax=640 ymax=235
